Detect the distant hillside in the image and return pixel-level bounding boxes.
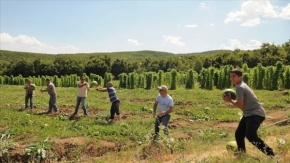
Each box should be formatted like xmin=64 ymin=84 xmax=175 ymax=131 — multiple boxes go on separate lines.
xmin=177 ymin=50 xmax=232 ymax=56
xmin=0 ymin=50 xmax=177 ymax=62
xmin=0 ymin=49 xmax=229 ymax=63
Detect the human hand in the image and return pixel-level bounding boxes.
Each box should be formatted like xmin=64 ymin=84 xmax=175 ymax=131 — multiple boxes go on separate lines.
xmin=158 ymin=111 xmax=166 ymax=117
xmin=222 ymin=94 xmax=232 ymax=102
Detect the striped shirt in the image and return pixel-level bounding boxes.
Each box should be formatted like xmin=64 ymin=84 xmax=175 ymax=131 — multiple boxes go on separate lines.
xmin=46 ymin=82 xmax=57 ymax=96
xmin=106 ymin=87 xmax=119 ymax=103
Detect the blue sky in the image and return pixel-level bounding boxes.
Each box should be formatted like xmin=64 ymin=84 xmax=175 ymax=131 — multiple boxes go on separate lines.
xmin=0 ymin=0 xmax=289 ymax=54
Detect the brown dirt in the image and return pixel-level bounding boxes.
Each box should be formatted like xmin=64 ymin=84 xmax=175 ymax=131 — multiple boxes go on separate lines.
xmin=214 ymin=122 xmax=239 ymax=132
xmin=168 ymin=118 xmax=194 ymax=129
xmin=265 ymin=112 xmax=289 ymax=124
xmin=0 ymin=126 xmax=7 ymax=132
xmin=8 ymin=145 xmax=30 ymax=163
xmin=172 ymin=131 xmax=195 ymax=140
xmin=129 ymin=98 xmax=155 ymax=102
xmin=53 ymin=136 xmax=87 ymax=161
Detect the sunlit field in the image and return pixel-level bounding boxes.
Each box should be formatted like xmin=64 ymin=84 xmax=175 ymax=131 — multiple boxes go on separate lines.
xmin=0 ymin=84 xmax=289 ymax=163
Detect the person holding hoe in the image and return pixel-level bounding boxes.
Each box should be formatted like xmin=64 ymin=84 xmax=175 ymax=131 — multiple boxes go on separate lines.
xmin=40 ymin=78 xmax=59 ymax=114
xmin=24 ymin=79 xmax=35 ymax=109
xmin=153 ymin=85 xmax=174 ymax=139
xmin=72 ymin=76 xmax=90 ymax=116
xmin=223 ymin=68 xmax=276 ymax=158
xmin=96 ymin=82 xmax=121 ymax=123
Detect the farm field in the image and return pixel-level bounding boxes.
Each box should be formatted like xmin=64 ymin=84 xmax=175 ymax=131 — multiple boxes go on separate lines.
xmin=0 ymin=84 xmax=289 ymax=163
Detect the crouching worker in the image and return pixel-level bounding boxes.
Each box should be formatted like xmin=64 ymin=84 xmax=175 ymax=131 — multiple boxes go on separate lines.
xmin=153 ymin=85 xmax=174 ymax=139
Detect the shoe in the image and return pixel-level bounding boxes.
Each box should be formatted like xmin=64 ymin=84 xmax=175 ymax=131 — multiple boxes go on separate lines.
xmin=45 ymin=111 xmax=52 ymax=114
xmin=269 ymin=155 xmax=279 ymax=163
xmin=234 ymin=150 xmax=246 ymax=157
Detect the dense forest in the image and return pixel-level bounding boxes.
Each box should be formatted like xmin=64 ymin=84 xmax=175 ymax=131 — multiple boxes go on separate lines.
xmin=0 ymin=40 xmax=289 ymax=78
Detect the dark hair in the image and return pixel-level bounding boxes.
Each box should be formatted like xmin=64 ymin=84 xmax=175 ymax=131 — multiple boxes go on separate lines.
xmin=230 ymin=68 xmax=243 ymax=76
xmin=46 ymin=78 xmax=50 ymax=81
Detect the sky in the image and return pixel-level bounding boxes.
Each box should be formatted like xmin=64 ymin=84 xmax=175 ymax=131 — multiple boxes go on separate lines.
xmin=0 ymin=0 xmax=289 ymax=54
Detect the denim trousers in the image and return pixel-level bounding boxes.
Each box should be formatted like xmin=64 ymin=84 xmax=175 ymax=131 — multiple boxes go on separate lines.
xmin=155 ymin=114 xmax=171 ymax=135
xmin=235 ymin=115 xmax=275 ymax=156
xmin=74 ymin=97 xmax=87 ymax=115
xmin=48 ymin=94 xmax=58 ymax=112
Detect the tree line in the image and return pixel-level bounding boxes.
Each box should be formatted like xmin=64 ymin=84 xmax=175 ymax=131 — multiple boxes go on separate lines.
xmin=1 ymin=62 xmax=290 ymax=91
xmin=0 ymin=41 xmax=289 ymax=79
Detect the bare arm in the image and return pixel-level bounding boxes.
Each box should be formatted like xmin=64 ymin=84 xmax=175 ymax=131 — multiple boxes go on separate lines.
xmin=78 ymin=82 xmax=88 ymax=88
xmin=96 ymin=86 xmax=106 ymax=92
xmin=223 ymin=95 xmax=244 ymax=109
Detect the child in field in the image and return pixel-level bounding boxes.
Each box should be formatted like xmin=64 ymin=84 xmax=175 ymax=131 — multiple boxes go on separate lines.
xmin=24 ymin=79 xmax=35 ymax=109
xmin=223 ymin=69 xmax=276 ymax=157
xmin=96 ymin=82 xmax=121 ymax=123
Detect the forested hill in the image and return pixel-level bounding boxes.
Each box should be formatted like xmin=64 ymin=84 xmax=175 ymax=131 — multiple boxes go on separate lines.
xmin=0 ymin=41 xmax=289 ymax=78
xmin=0 ymin=50 xmax=175 ymax=62
xmin=0 ymin=49 xmax=231 ymax=63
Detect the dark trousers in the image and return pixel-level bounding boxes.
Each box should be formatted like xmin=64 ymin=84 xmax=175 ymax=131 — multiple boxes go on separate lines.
xmin=110 ymin=100 xmax=120 ymax=119
xmin=155 ymin=114 xmax=171 ymax=135
xmin=25 ymin=94 xmax=33 ymax=109
xmin=235 ymin=115 xmax=275 ymax=156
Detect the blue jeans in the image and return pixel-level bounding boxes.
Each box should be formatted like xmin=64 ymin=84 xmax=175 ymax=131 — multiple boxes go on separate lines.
xmin=48 ymin=94 xmax=58 ymax=112
xmin=25 ymin=94 xmax=33 ymax=109
xmin=155 ymin=114 xmax=171 ymax=135
xmin=74 ymin=97 xmax=87 ymax=115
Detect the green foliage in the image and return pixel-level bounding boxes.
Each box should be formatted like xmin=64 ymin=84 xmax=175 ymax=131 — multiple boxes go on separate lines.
xmin=145 ymin=72 xmax=154 ymax=89
xmin=24 ymin=138 xmax=55 ymax=162
xmin=170 ymin=69 xmax=177 ymax=90
xmin=185 ymin=69 xmax=195 ymax=89
xmin=284 ymin=66 xmax=290 ymax=89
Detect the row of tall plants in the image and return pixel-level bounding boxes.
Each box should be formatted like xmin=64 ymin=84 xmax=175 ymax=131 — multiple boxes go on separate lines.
xmin=0 ymin=62 xmax=289 ymax=90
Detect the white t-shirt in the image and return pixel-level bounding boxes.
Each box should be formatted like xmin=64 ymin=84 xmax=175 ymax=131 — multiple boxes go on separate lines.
xmin=77 ymin=81 xmax=89 ymax=97
xmin=156 ymin=94 xmax=174 ymax=114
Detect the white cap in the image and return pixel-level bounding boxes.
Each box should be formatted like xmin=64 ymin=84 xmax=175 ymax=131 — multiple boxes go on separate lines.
xmin=158 ymin=85 xmax=168 ymax=92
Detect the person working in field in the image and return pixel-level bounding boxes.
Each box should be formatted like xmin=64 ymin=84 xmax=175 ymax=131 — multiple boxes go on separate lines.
xmin=223 ymin=69 xmax=276 ymax=157
xmin=153 ymin=85 xmax=174 ymax=139
xmin=24 ymin=79 xmax=35 ymax=109
xmin=40 ymin=78 xmax=59 ymax=114
xmin=96 ymin=82 xmax=121 ymax=123
xmin=72 ymin=76 xmax=90 ymax=116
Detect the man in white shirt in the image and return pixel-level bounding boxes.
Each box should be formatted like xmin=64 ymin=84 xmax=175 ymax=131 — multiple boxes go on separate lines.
xmin=73 ymin=76 xmax=90 ymax=116
xmin=153 ymin=85 xmax=174 ymax=139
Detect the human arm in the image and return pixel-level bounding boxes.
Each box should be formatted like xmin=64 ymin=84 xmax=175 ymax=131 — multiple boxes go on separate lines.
xmin=40 ymin=85 xmax=50 ymax=93
xmin=158 ymin=106 xmax=174 ymax=116
xmin=223 ymin=95 xmax=244 ymax=109
xmin=78 ymin=82 xmax=88 ymax=88
xmin=96 ymin=86 xmax=107 ymax=92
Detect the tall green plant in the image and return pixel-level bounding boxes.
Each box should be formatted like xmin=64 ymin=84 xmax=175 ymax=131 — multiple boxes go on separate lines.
xmin=170 ymin=69 xmax=177 ymax=90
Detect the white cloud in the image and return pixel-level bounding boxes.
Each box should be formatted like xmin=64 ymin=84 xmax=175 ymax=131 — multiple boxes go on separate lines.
xmin=185 ymin=24 xmax=198 ymax=28
xmin=241 ymin=18 xmax=261 ymax=26
xmin=127 ymin=39 xmax=143 ymax=46
xmin=224 ymin=0 xmax=280 ymax=26
xmin=279 ymin=3 xmax=290 ymax=19
xmin=205 ymin=23 xmax=215 ymax=26
xmin=219 ymin=39 xmax=262 ymax=50
xmin=199 ymin=2 xmax=207 ymax=8
xmin=162 ymin=35 xmax=185 ymax=47
xmin=0 ymin=33 xmax=78 ymax=54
